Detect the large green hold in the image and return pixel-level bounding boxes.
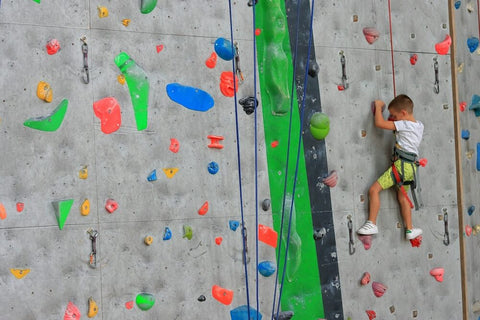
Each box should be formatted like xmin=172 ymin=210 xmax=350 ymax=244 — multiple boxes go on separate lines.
xmin=115 ymin=52 xmax=149 ymax=131
xmin=309 ymin=112 xmax=330 ymax=140
xmin=140 ymin=0 xmax=157 ymax=14
xmin=136 ymin=292 xmax=155 ymax=311
xmin=24 ymin=99 xmax=68 ymax=132
xmin=52 ymin=199 xmax=74 ymax=230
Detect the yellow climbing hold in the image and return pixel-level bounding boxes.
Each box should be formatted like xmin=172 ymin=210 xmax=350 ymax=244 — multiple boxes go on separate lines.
xmin=163 ymin=168 xmax=179 ymax=178
xmin=10 ymin=268 xmax=30 ymax=279
xmin=144 ymin=236 xmax=153 ymax=245
xmin=117 ymin=74 xmax=126 ymax=85
xmin=79 ymin=166 xmax=88 ymax=179
xmin=87 ymin=297 xmax=99 ymax=318
xmin=122 ymin=19 xmax=131 ymax=27
xmin=97 ymin=5 xmax=109 ymax=18
xmin=81 ymin=199 xmax=90 ymax=216
xmin=37 ymin=81 xmax=53 ymax=103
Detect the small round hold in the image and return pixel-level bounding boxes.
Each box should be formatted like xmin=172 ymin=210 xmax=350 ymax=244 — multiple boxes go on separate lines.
xmin=308 ymin=60 xmax=319 ymax=78
xmin=262 ymin=199 xmax=271 ymax=211
xmin=208 ymin=161 xmax=219 ymax=174
xmin=313 ymin=227 xmax=326 ymax=240
xmin=197 ymin=295 xmax=206 ymax=302
xmin=144 ymin=236 xmax=153 ymax=245
xmin=239 ymin=96 xmax=259 ymax=115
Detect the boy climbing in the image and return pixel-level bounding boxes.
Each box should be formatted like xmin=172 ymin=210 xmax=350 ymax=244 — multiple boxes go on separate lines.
xmin=357 ymin=95 xmax=424 ymax=240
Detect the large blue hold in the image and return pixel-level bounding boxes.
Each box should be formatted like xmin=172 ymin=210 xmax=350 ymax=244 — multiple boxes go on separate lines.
xmin=467 ymin=37 xmax=479 ymax=53
xmin=230 ymin=305 xmax=262 ymax=320
xmin=258 ymin=261 xmax=276 ymax=277
xmin=214 ymin=38 xmax=236 ymax=61
xmin=166 ymin=83 xmax=214 ymax=112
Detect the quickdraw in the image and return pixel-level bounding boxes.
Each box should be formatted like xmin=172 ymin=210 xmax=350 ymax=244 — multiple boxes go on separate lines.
xmin=433 ymin=57 xmax=439 ymax=94
xmin=81 ymin=36 xmax=89 ymax=84
xmin=87 ymin=229 xmax=98 ymax=268
xmin=347 ymin=215 xmax=355 ymax=255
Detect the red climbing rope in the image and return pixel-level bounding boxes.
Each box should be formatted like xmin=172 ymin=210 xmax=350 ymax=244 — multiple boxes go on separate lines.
xmin=387 ymin=0 xmax=396 ymax=97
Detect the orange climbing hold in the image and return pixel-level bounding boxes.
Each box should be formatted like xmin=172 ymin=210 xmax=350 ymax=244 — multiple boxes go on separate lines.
xmin=435 ymin=34 xmax=451 ymax=55
xmin=37 ymin=81 xmax=53 ymax=102
xmin=206 ymin=52 xmax=217 ymax=68
xmin=219 ymin=72 xmax=238 ymax=97
xmin=163 ymin=168 xmax=179 ymax=178
xmin=0 ymin=202 xmax=6 ymax=220
xmin=198 ymin=201 xmax=208 ymax=215
xmin=430 ymin=267 xmax=444 ymax=282
xmin=208 ymin=135 xmax=224 ymax=149
xmin=258 ymin=224 xmax=278 ymax=248
xmin=211 ymin=285 xmax=234 ymax=305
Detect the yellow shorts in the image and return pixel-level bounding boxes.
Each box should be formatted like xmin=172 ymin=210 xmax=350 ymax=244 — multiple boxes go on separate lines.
xmin=377 ymin=159 xmax=417 ymax=191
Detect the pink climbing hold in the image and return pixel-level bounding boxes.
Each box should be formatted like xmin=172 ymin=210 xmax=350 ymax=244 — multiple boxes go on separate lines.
xmin=93 ymin=97 xmax=122 ymax=134
xmin=105 ymin=199 xmax=118 ymax=213
xmin=64 ymin=301 xmax=81 ymax=320
xmin=205 ymin=52 xmax=217 ymax=69
xmin=372 ymin=281 xmax=387 ymax=297
xmin=358 ymin=235 xmax=372 ymax=250
xmin=410 ymin=54 xmax=418 ymax=65
xmin=361 ymin=272 xmax=371 ymax=286
xmin=323 ymin=170 xmax=338 ymax=187
xmin=363 ymin=27 xmax=380 ymax=44
xmin=409 ymin=235 xmax=422 ymax=247
xmin=366 ymin=310 xmax=376 ymax=320
xmin=435 ymin=34 xmax=452 ymax=55
xmin=156 ymin=44 xmax=164 ymax=53
xmin=466 ymin=224 xmax=473 ymax=236
xmin=46 ymin=39 xmax=61 ymax=55
xmin=430 ymin=267 xmax=444 ymax=282
xmin=169 ymin=138 xmax=180 ymax=153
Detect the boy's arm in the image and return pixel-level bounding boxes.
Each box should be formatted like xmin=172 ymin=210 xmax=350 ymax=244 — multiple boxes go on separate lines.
xmin=374 ymin=100 xmax=396 ymax=131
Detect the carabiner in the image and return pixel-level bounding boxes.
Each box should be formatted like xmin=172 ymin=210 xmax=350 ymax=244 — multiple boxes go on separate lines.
xmin=87 ymin=228 xmax=98 ymax=268
xmin=348 ymin=215 xmax=355 ymax=255
xmin=433 ymin=57 xmax=439 ymax=94
xmin=443 ymin=208 xmax=449 ymax=246
xmin=340 ymin=51 xmax=349 ymax=90
xmin=81 ymin=36 xmax=89 ymax=84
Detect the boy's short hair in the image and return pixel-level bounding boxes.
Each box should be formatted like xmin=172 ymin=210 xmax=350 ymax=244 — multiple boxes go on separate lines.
xmin=388 ymin=94 xmax=413 ymax=113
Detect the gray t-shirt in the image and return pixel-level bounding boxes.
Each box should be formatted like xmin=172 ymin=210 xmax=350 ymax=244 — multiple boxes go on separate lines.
xmin=394 ymin=120 xmax=424 ymax=155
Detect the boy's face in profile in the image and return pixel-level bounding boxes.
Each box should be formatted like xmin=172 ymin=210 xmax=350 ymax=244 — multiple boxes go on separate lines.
xmin=387 ymin=107 xmax=407 ymax=121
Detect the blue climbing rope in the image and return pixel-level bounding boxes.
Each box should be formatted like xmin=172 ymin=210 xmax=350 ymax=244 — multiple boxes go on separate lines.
xmin=269 ymin=0 xmax=302 ymax=318
xmin=227 ymin=0 xmax=251 ymax=316
xmin=274 ymin=0 xmax=317 ymax=319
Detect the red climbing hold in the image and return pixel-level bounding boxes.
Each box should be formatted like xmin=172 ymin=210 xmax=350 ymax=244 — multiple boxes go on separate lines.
xmin=169 ymin=138 xmax=180 ymax=153
xmin=105 ymin=199 xmax=118 ymax=213
xmin=205 ymin=52 xmax=217 ymax=69
xmin=46 ymin=39 xmax=61 ymax=55
xmin=410 ymin=54 xmax=418 ymax=65
xmin=372 ymin=281 xmax=388 ymax=297
xmin=125 ymin=301 xmax=134 ymax=310
xmin=16 ymin=202 xmax=24 ymax=213
xmin=435 ymin=34 xmax=451 ymax=55
xmin=0 ymin=203 xmax=6 ymax=220
xmin=361 ymin=272 xmax=371 ymax=286
xmin=198 ymin=201 xmax=208 ymax=216
xmin=358 ymin=235 xmax=372 ymax=250
xmin=258 ymin=224 xmax=278 ymax=248
xmin=363 ymin=27 xmax=380 ymax=44
xmin=466 ymin=224 xmax=473 ymax=236
xmin=271 ymin=140 xmax=279 ymax=148
xmin=430 ymin=267 xmax=444 ymax=282
xmin=215 ymin=237 xmax=223 ymax=245
xmin=255 ymin=28 xmax=261 ymax=36
xmin=366 ymin=310 xmax=376 ymax=320
xmin=418 ymin=158 xmax=428 ymax=167
xmin=64 ymin=301 xmax=81 ymax=320
xmin=211 ymin=285 xmax=234 ymax=305
xmin=208 ymin=135 xmax=224 ymax=149
xmin=460 ymin=101 xmax=467 ymax=112
xmin=409 ymin=235 xmax=422 ymax=247
xmin=93 ymin=97 xmax=122 ymax=134
xmin=219 ymin=72 xmax=239 ymax=97
xmin=337 ymin=85 xmax=345 ymax=91
xmin=156 ymin=44 xmax=164 ymax=53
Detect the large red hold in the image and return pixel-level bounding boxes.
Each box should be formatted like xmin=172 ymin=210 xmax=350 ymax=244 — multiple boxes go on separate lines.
xmin=93 ymin=97 xmax=122 ymax=134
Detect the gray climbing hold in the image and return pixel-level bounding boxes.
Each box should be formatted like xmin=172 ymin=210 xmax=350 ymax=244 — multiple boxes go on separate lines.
xmin=197 ymin=295 xmax=206 ymax=302
xmin=308 ymin=60 xmax=319 ymax=77
xmin=313 ymin=227 xmax=326 ymax=240
xmin=262 ymin=199 xmax=271 ymax=211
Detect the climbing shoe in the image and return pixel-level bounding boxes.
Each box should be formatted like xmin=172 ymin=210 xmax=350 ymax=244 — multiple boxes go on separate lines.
xmin=357 ymin=220 xmax=378 ymax=235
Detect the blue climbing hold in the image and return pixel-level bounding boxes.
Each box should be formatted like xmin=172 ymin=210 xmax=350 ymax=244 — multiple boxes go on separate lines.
xmin=468 ymin=205 xmax=475 ymax=216
xmin=229 ymin=220 xmax=239 ymax=231
xmin=163 ymin=227 xmax=172 ymax=240
xmin=214 ymin=38 xmax=236 ymax=61
xmin=467 ymin=37 xmax=479 ymax=53
xmin=147 ymin=169 xmax=157 ymax=181
xmin=208 ymin=161 xmax=219 ymax=174
xmin=469 ymin=94 xmax=480 ymax=117
xmin=230 ymin=305 xmax=262 ymax=320
xmin=258 ymin=261 xmax=276 ymax=277
xmin=462 ymin=130 xmax=470 ymax=140
xmin=166 ymin=83 xmax=214 ymax=112
xmin=455 ymin=1 xmax=461 ymax=9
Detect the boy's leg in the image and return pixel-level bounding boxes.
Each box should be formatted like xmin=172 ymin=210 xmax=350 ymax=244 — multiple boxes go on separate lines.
xmin=368 ymin=181 xmax=383 ymax=224
xmin=397 ymin=188 xmax=412 ymax=230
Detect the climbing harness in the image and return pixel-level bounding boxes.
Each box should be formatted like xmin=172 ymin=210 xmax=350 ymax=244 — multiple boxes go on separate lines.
xmin=390 ymin=146 xmax=423 ymax=210
xmin=87 ymin=228 xmax=98 ymax=268
xmin=433 ymin=57 xmax=439 ymax=94
xmin=80 ymin=36 xmax=89 ymax=84
xmin=347 ymin=215 xmax=355 ymax=255
xmin=234 ymin=42 xmax=245 ymax=84
xmin=339 ymin=51 xmax=348 ymax=90
xmin=443 ymin=208 xmax=450 ymax=246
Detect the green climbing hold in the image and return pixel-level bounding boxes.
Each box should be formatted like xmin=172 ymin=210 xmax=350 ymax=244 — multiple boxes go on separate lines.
xmin=115 ymin=52 xmax=149 ymax=131
xmin=24 ymin=99 xmax=68 ymax=132
xmin=136 ymin=292 xmax=155 ymax=311
xmin=183 ymin=225 xmax=193 ymax=240
xmin=309 ymin=112 xmax=330 ymax=140
xmin=52 ymin=199 xmax=74 ymax=230
xmin=140 ymin=0 xmax=157 ymax=13
xmin=33 ymin=0 xmax=40 ymax=3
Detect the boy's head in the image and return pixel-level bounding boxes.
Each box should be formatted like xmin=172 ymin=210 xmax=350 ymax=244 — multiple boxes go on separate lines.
xmin=388 ymin=94 xmax=413 ymax=114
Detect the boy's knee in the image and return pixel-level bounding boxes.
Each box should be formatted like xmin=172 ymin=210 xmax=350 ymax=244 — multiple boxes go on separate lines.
xmin=369 ymin=183 xmax=382 ymax=196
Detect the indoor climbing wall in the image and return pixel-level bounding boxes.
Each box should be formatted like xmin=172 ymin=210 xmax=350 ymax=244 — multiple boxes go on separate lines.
xmin=312 ymin=0 xmax=463 ymax=319
xmin=0 ymin=1 xmax=277 ymax=319
xmin=454 ymin=1 xmax=480 ymax=319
